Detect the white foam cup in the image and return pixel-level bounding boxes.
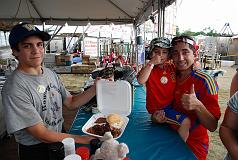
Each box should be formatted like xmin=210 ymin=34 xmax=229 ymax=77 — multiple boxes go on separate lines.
xmin=64 ymin=154 xmax=82 ymax=160
xmin=62 ymin=138 xmax=76 ymax=157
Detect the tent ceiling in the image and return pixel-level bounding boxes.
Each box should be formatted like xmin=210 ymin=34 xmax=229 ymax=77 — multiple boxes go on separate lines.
xmin=0 ymin=0 xmax=175 ymax=29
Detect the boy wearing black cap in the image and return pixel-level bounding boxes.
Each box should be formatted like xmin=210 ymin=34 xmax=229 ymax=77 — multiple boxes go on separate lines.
xmin=137 ymin=37 xmax=191 ymax=142
xmin=158 ymin=35 xmax=220 ymax=160
xmin=1 ymin=23 xmax=96 ymax=160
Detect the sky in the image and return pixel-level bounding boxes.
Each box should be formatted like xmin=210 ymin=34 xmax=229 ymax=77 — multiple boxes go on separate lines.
xmin=176 ymin=0 xmax=238 ymax=34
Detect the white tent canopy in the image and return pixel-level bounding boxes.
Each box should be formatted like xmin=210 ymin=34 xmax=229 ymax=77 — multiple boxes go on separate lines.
xmin=0 ymin=0 xmax=175 ymax=28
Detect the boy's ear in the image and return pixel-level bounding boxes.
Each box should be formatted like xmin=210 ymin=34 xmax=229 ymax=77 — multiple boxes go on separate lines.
xmin=12 ymin=49 xmax=19 ymax=57
xmin=194 ymin=50 xmax=199 ymax=58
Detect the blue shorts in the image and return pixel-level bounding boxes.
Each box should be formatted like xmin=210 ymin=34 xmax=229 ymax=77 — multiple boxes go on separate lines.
xmin=163 ymin=105 xmax=187 ymax=126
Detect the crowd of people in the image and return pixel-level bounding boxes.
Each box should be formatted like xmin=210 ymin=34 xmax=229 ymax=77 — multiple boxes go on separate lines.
xmin=101 ymin=52 xmax=127 ymax=68
xmin=1 ymin=22 xmax=237 ymax=160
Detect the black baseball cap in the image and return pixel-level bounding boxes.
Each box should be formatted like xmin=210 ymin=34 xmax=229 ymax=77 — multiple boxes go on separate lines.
xmin=9 ymin=23 xmax=51 ymax=48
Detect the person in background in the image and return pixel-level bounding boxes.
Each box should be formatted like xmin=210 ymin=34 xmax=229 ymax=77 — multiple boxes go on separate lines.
xmin=153 ymin=35 xmax=221 ymax=160
xmin=109 ymin=49 xmax=115 ymax=63
xmin=137 ymin=37 xmax=191 ymax=142
xmin=115 ymin=55 xmax=126 ymax=67
xmin=102 ymin=55 xmax=109 ymax=65
xmin=1 ymin=23 xmax=97 ymax=160
xmin=219 ymin=68 xmax=238 ymax=160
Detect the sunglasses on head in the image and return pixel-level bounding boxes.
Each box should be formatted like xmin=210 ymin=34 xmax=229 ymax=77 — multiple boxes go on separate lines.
xmin=172 ymin=37 xmax=199 ymax=50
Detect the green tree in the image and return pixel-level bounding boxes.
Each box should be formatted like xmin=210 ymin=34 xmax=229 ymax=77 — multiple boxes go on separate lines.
xmin=176 ymin=26 xmax=180 ymax=36
xmin=202 ymin=27 xmax=219 ymax=36
xmin=176 ymin=26 xmax=219 ymax=37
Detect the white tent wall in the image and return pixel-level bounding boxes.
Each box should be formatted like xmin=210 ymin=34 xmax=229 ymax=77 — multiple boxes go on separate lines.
xmin=0 ymin=0 xmax=177 ymax=64
xmin=0 ymin=0 xmax=176 ymax=27
xmin=0 ymin=0 xmax=177 ymax=71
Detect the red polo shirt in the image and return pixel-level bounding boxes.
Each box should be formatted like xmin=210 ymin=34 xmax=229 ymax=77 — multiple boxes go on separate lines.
xmin=173 ymin=68 xmax=221 ymax=160
xmin=146 ymin=62 xmax=176 ymax=114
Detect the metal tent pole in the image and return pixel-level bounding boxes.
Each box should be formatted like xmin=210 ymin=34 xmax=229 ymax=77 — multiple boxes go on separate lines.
xmin=157 ymin=0 xmax=166 ymax=38
xmin=162 ymin=0 xmax=165 ymax=37
xmin=69 ymin=23 xmax=91 ymax=54
xmin=157 ymin=0 xmax=161 ymax=37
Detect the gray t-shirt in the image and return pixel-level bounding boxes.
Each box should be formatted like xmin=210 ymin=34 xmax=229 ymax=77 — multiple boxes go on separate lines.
xmin=224 ymin=91 xmax=238 ymax=160
xmin=228 ymin=92 xmax=238 ymax=113
xmin=1 ymin=67 xmax=70 ymax=145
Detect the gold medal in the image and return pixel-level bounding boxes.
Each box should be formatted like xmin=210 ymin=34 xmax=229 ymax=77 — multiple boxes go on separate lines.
xmin=160 ymin=76 xmax=168 ymax=84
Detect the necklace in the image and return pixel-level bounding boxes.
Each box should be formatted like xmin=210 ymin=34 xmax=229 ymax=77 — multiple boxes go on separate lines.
xmin=160 ymin=65 xmax=168 ymax=84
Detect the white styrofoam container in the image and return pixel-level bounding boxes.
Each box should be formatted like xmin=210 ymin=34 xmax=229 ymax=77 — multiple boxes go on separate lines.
xmin=96 ymin=80 xmax=132 ymax=116
xmin=82 ymin=113 xmax=129 ymax=139
xmin=82 ymin=79 xmax=132 ymax=139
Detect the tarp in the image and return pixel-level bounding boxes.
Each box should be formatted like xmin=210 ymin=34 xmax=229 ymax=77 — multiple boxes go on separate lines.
xmin=0 ymin=0 xmax=175 ymax=29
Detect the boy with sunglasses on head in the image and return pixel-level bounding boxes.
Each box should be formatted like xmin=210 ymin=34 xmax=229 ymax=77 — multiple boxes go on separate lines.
xmin=156 ymin=35 xmax=221 ymax=160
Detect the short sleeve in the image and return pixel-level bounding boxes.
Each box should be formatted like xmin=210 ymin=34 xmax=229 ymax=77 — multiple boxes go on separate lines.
xmin=228 ymin=91 xmax=238 ymax=113
xmin=2 ymin=85 xmax=42 ymax=134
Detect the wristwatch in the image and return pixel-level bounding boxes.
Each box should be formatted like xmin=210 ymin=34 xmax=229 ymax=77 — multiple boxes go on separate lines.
xmin=147 ymin=62 xmax=154 ymax=69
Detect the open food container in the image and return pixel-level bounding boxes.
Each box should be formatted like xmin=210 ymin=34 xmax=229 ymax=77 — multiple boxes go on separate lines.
xmin=82 ymin=79 xmax=132 ymax=139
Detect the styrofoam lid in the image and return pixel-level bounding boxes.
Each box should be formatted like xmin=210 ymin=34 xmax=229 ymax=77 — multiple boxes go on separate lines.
xmin=96 ymin=79 xmax=132 ymax=116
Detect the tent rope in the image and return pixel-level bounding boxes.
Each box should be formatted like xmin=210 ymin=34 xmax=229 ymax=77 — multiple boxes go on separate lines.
xmin=14 ymin=0 xmax=22 ymax=19
xmin=26 ymin=0 xmax=33 ymax=19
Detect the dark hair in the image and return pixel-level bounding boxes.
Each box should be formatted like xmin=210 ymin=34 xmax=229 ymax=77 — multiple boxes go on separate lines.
xmin=12 ymin=45 xmax=20 ymax=52
xmin=171 ymin=35 xmax=196 ymax=53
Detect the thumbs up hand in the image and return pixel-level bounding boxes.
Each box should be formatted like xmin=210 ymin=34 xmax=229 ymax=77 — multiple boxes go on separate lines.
xmin=189 ymin=84 xmax=195 ymax=94
xmin=181 ymin=84 xmax=201 ymax=111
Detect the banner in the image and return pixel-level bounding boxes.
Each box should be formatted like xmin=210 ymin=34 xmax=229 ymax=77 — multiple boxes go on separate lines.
xmin=136 ymin=36 xmax=145 ymax=65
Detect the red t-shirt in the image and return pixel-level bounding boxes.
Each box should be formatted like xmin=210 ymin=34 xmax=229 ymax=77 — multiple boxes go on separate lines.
xmin=172 ymin=68 xmax=221 ymax=160
xmin=146 ymin=62 xmax=176 ymax=113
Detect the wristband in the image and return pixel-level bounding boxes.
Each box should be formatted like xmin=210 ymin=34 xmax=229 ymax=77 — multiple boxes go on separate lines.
xmin=147 ymin=63 xmax=154 ymax=69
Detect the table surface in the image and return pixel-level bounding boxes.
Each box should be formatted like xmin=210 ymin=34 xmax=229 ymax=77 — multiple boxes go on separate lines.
xmin=69 ymin=85 xmax=197 ymax=160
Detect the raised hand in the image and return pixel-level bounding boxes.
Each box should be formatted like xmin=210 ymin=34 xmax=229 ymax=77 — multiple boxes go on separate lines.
xmin=150 ymin=55 xmax=162 ymax=65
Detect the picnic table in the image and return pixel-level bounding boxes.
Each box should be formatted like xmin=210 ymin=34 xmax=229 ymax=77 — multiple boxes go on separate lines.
xmin=69 ymin=85 xmax=197 ymax=160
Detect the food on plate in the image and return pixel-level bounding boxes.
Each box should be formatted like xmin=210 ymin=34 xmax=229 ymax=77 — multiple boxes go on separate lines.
xmin=94 ymin=117 xmax=107 ymax=124
xmin=106 ymin=114 xmax=124 ymax=129
xmin=86 ymin=123 xmax=121 ymax=138
xmin=86 ymin=114 xmax=124 ymax=138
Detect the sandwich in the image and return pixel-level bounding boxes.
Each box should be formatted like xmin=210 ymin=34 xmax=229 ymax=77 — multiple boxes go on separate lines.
xmin=106 ymin=113 xmax=124 ymax=129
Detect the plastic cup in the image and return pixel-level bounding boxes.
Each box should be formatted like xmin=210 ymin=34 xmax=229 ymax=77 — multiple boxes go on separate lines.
xmin=64 ymin=154 xmax=82 ymax=160
xmin=92 ymin=106 xmax=99 ymax=114
xmin=76 ymin=146 xmax=90 ymax=160
xmin=62 ymin=138 xmax=76 ymax=157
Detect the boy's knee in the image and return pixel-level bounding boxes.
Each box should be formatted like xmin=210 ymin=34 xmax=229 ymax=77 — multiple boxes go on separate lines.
xmin=182 ymin=118 xmax=191 ymax=128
